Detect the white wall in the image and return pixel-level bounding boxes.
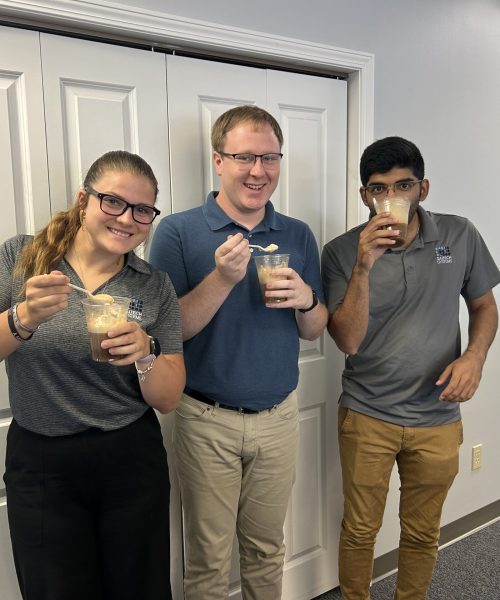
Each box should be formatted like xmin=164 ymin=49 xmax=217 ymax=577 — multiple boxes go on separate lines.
xmin=133 ymin=0 xmax=500 ymax=554
xmin=2 ymin=0 xmax=499 ymax=556
xmin=115 ymin=0 xmax=500 ymax=535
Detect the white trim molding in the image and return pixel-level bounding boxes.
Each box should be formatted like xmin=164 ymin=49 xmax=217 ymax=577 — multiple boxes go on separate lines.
xmin=0 ymin=0 xmax=374 ymax=227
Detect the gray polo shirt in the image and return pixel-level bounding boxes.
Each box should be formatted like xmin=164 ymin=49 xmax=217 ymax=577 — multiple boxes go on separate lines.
xmin=1 ymin=235 xmax=183 ymax=436
xmin=321 ymin=207 xmax=500 ymax=426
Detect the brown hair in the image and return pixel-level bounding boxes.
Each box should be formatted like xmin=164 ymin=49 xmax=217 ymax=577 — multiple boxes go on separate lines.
xmin=211 ymin=105 xmax=284 ymax=152
xmin=13 ymin=151 xmax=158 ymax=292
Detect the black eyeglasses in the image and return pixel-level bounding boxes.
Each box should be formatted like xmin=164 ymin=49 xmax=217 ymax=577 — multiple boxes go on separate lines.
xmin=218 ymin=152 xmax=283 ymax=168
xmin=363 ymin=180 xmax=423 ymax=198
xmin=85 ymin=186 xmax=160 ymax=224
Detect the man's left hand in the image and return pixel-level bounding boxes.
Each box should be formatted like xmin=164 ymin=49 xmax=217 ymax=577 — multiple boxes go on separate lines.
xmin=264 ymin=268 xmax=314 ymax=310
xmin=436 ymin=350 xmax=484 ymax=402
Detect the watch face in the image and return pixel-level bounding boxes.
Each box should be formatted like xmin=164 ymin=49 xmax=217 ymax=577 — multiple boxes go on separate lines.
xmin=150 ymin=337 xmax=161 ymax=357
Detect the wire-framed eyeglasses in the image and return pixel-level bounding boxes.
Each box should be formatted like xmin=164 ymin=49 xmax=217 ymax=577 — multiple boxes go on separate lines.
xmin=218 ymin=152 xmax=283 ymax=169
xmin=85 ymin=186 xmax=160 ymax=224
xmin=363 ymin=180 xmax=423 ymax=197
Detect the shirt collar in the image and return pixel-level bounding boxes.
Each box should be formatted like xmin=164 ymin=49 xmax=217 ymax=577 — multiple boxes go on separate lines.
xmin=202 ymin=191 xmax=285 ymax=233
xmin=417 ymin=205 xmax=440 ymax=243
xmin=124 ymin=250 xmax=152 ymax=274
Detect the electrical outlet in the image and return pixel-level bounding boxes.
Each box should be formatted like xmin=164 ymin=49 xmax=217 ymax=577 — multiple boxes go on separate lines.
xmin=472 ymin=444 xmax=482 ymax=470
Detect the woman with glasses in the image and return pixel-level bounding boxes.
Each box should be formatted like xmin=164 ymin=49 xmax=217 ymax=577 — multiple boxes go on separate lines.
xmin=0 ymin=150 xmax=185 ymax=600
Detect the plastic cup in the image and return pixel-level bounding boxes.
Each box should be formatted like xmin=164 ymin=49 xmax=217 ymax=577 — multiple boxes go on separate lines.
xmin=253 ymin=254 xmax=290 ymax=304
xmin=373 ymin=196 xmax=411 ymax=247
xmin=81 ymin=296 xmax=130 ymax=361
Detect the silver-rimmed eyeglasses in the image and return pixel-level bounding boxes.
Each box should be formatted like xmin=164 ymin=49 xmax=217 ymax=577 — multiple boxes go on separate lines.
xmin=363 ymin=180 xmax=423 ymax=197
xmin=219 ymin=152 xmax=283 ymax=169
xmin=85 ymin=186 xmax=161 ymax=224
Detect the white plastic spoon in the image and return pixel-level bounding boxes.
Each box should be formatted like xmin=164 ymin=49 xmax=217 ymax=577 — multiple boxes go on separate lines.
xmin=68 ymin=283 xmax=114 ymax=305
xmin=248 ymin=243 xmax=279 ymax=253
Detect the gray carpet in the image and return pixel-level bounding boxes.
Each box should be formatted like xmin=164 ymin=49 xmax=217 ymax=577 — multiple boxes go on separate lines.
xmin=313 ymin=519 xmax=500 ymax=600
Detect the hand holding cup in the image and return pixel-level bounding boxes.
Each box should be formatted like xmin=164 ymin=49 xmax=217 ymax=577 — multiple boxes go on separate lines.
xmin=253 ymin=254 xmax=290 ymax=305
xmin=372 ymin=196 xmax=411 ymax=247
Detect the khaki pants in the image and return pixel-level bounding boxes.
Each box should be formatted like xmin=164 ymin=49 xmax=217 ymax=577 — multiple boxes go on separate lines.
xmin=173 ymin=392 xmax=299 ymax=600
xmin=338 ymin=407 xmax=462 ymax=600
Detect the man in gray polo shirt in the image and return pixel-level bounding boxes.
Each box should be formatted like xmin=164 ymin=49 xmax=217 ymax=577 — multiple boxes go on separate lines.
xmin=321 ymin=136 xmax=499 ymax=600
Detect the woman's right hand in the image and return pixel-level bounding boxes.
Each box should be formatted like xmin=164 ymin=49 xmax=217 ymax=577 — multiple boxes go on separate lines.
xmin=18 ymin=270 xmax=71 ymax=328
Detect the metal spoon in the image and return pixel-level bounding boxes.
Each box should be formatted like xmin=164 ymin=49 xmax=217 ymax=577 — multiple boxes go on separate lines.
xmin=248 ymin=243 xmax=279 ymax=253
xmin=68 ymin=283 xmax=114 ymax=305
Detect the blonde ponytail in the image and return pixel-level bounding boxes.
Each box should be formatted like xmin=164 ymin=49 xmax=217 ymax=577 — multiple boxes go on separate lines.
xmin=13 ymin=202 xmax=82 ymax=296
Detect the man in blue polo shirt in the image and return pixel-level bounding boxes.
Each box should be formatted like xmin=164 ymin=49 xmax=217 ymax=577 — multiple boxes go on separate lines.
xmin=321 ymin=136 xmax=500 ymax=600
xmin=149 ymin=105 xmax=327 ymax=600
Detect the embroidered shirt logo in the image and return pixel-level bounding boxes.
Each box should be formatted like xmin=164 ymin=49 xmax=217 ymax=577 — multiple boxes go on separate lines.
xmin=128 ymin=298 xmax=144 ymax=321
xmin=435 ymin=245 xmax=452 ymax=264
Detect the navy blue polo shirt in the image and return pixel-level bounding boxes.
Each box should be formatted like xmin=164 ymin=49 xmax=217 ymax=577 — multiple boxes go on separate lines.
xmin=149 ymin=192 xmax=324 ymax=410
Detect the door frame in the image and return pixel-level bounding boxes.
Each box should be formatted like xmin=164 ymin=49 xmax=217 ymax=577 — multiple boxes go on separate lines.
xmin=0 ymin=0 xmax=373 ymax=229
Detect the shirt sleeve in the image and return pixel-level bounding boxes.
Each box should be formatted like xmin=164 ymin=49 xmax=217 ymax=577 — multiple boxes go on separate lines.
xmin=321 ymin=239 xmax=350 ymax=314
xmin=149 ymin=216 xmax=190 ymax=297
xmin=302 ymin=225 xmax=326 ymax=304
xmin=461 ymin=220 xmax=500 ymax=301
xmin=152 ymin=272 xmax=183 ymax=355
xmin=0 ymin=236 xmax=27 ymax=311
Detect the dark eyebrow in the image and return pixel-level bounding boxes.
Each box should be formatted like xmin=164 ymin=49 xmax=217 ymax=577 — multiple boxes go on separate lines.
xmin=367 ymin=178 xmax=416 ymax=185
xmin=100 ymin=191 xmax=154 ymax=207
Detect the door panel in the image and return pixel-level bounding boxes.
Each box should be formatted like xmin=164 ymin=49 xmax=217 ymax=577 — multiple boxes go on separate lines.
xmin=0 ymin=25 xmax=46 ymax=600
xmin=167 ymin=54 xmax=347 ymax=599
xmin=40 ymin=34 xmax=171 ymax=218
xmin=0 ymin=498 xmax=22 ymax=600
xmin=167 ymin=55 xmax=269 ymax=599
xmin=0 ymin=30 xmax=348 ymax=599
xmin=267 ymin=69 xmax=347 ymax=600
xmin=0 ymin=26 xmax=51 ymax=237
xmin=167 ymin=54 xmax=267 ymax=213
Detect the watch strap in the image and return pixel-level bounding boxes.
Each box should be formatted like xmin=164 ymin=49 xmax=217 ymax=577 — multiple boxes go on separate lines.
xmin=7 ymin=307 xmax=28 ymax=341
xmin=298 ymin=289 xmax=319 ymax=313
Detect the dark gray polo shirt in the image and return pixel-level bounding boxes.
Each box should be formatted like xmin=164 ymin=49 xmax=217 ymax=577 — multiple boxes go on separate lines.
xmin=0 ymin=235 xmax=183 ymax=436
xmin=321 ymin=207 xmax=500 ymax=426
xmin=149 ymin=192 xmax=324 ymax=410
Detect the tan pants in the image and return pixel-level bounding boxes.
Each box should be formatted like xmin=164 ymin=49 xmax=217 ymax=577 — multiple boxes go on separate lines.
xmin=338 ymin=407 xmax=462 ymax=600
xmin=173 ymin=392 xmax=299 ymax=600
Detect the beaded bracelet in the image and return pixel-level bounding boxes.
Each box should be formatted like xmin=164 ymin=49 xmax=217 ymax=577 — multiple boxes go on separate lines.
xmin=135 ymin=355 xmax=157 ymax=382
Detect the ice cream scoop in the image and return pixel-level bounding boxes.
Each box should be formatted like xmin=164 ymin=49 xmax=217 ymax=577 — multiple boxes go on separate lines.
xmin=68 ymin=283 xmax=114 ymax=305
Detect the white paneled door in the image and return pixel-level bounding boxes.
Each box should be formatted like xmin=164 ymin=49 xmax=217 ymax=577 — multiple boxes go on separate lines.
xmin=0 ymin=25 xmax=51 ymax=600
xmin=39 ymin=33 xmax=172 ymax=218
xmin=267 ymin=69 xmax=347 ymax=600
xmin=1 ymin=28 xmax=348 ymax=600
xmin=167 ymin=54 xmax=347 ymax=600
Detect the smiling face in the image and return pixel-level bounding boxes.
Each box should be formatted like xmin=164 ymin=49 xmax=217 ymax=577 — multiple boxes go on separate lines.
xmin=78 ymin=170 xmax=156 ymax=259
xmin=213 ymin=122 xmax=281 ymax=225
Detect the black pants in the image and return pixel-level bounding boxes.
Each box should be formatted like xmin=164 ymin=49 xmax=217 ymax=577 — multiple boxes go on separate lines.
xmin=4 ymin=409 xmax=172 ymax=600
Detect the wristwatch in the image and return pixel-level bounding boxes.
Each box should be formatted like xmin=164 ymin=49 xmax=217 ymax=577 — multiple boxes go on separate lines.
xmin=149 ymin=336 xmax=161 ymax=357
xmin=299 ymin=289 xmax=319 ymax=313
